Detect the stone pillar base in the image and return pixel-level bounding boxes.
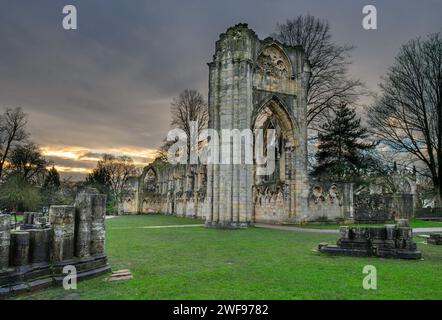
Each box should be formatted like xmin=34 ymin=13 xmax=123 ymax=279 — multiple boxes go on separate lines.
xmin=52 ymin=255 xmax=111 ymax=284
xmin=0 ymin=256 xmax=111 ymax=297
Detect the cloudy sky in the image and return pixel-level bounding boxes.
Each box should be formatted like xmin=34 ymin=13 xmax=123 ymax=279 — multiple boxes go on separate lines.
xmin=0 ymin=0 xmax=441 ymax=179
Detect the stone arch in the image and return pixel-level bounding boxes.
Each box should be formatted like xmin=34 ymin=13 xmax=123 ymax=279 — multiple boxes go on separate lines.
xmin=143 ymin=167 xmax=158 ymax=192
xmin=252 ymin=95 xmax=297 ymax=147
xmin=252 ymin=96 xmax=297 ymax=184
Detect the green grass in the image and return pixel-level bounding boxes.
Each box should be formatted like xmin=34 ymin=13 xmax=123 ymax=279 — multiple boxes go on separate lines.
xmin=12 ymin=215 xmax=442 ymax=300
xmin=106 ymin=214 xmax=205 ymax=228
xmin=298 ymin=218 xmax=442 ymax=229
xmin=10 ymin=214 xmax=23 ymax=223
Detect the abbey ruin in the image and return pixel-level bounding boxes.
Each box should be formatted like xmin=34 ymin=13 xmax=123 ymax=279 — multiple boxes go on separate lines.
xmin=122 ymin=24 xmax=417 ymax=226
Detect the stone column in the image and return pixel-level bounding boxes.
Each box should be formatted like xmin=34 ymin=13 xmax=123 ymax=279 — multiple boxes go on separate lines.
xmin=49 ymin=205 xmax=75 ymax=262
xmin=205 ymin=25 xmax=255 ymax=228
xmin=0 ymin=214 xmax=11 ymax=270
xmin=90 ymin=194 xmax=106 ymax=256
xmin=292 ymin=61 xmax=311 ymax=221
xmin=74 ymin=192 xmax=93 ymax=258
xmin=28 ymin=228 xmax=51 ymax=264
xmin=10 ymin=231 xmax=30 ymax=267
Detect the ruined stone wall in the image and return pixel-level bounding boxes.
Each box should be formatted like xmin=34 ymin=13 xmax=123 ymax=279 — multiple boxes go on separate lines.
xmin=121 ymin=24 xmax=363 ymax=226
xmin=124 ymin=161 xmax=208 ymax=219
xmin=253 ymin=183 xmax=289 ymax=224
xmin=205 ymin=24 xmax=310 ymax=227
xmin=307 ymin=182 xmax=354 ymax=222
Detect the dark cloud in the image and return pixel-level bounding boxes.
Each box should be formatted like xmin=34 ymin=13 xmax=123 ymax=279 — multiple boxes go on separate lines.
xmin=0 ymin=0 xmax=441 ymax=178
xmin=44 ymin=157 xmax=96 ymax=169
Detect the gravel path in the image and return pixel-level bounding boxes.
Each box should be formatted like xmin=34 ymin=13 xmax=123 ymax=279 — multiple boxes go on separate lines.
xmin=254 ymin=223 xmax=442 ymax=234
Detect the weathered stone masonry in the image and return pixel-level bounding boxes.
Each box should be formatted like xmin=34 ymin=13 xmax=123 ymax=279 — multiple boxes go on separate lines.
xmin=0 ymin=189 xmax=110 ymax=297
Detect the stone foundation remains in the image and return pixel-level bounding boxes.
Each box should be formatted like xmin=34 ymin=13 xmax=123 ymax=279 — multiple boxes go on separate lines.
xmin=318 ymin=220 xmax=422 ymax=259
xmin=0 ymin=189 xmax=110 ymax=297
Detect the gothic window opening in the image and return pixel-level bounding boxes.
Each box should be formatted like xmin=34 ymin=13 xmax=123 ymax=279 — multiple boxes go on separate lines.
xmin=144 ymin=168 xmax=157 ymax=193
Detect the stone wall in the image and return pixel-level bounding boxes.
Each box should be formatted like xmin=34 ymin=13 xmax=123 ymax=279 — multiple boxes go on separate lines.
xmin=122 ymin=24 xmax=315 ymax=226
xmin=122 ymin=161 xmax=208 ymax=219
xmin=307 ymin=182 xmax=354 ymax=222
xmin=205 ymin=24 xmax=310 ymax=228
xmin=0 ymin=189 xmax=110 ymax=297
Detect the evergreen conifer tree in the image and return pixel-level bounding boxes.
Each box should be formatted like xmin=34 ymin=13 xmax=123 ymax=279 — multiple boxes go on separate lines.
xmin=313 ymin=103 xmax=375 ymax=182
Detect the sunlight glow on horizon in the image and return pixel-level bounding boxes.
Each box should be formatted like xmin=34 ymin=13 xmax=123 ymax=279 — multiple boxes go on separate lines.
xmin=41 ymin=145 xmax=158 ymax=174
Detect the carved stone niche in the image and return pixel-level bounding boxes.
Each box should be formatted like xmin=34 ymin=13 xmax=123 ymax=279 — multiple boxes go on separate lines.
xmin=312 ymin=186 xmax=324 ymax=204
xmin=328 ymin=184 xmax=340 ymax=204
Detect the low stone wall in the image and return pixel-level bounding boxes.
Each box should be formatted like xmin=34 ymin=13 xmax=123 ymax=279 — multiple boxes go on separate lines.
xmin=0 ymin=189 xmax=110 ymax=297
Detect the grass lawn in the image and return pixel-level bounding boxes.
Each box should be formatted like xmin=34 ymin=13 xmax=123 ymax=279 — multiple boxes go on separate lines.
xmin=12 ymin=215 xmax=442 ymax=300
xmin=10 ymin=214 xmax=23 ymax=223
xmin=298 ymin=218 xmax=442 ymax=229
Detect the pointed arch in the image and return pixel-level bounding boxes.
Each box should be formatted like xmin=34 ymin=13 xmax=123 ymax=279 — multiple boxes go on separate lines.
xmin=252 ymin=95 xmax=297 ymax=147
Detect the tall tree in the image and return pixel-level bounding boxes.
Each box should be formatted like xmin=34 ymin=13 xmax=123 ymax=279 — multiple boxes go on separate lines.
xmin=313 ymin=103 xmax=376 ymax=182
xmin=272 ymin=14 xmax=362 ymax=128
xmin=0 ymin=108 xmax=28 ymax=178
xmin=169 ymin=89 xmax=208 ymax=160
xmin=368 ymin=32 xmax=442 ymax=202
xmin=90 ymin=154 xmax=138 ymax=215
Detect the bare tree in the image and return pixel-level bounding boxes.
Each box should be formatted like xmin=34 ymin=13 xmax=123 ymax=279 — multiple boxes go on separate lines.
xmin=168 ymin=89 xmax=208 ymax=160
xmin=0 ymin=108 xmax=28 ymax=178
xmin=94 ymin=154 xmax=138 ymax=215
xmin=272 ymin=15 xmax=362 ymax=128
xmin=368 ymin=32 xmax=442 ymax=203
